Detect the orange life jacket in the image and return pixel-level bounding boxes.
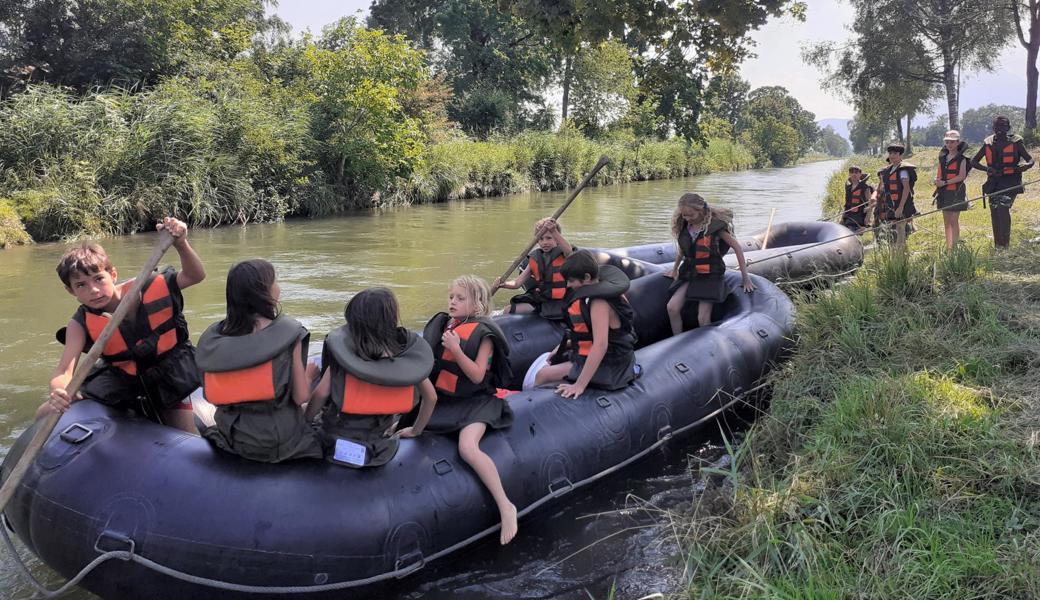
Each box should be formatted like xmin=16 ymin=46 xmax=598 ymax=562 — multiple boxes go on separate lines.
xmin=844 ymin=177 xmax=871 ymax=213
xmin=322 ymin=325 xmax=432 ymax=416
xmin=424 ymin=313 xmax=511 ymax=399
xmin=563 ymin=265 xmax=636 ymax=361
xmin=876 ymin=164 xmax=916 ymax=220
xmin=984 ymin=139 xmax=1020 ymax=176
xmin=74 ymin=270 xmax=185 ymax=376
xmin=529 ymin=247 xmax=567 ymax=301
xmin=677 ymin=220 xmax=729 ymax=277
xmin=937 ymin=154 xmax=964 ymax=191
xmin=196 ymin=316 xmax=307 ymax=407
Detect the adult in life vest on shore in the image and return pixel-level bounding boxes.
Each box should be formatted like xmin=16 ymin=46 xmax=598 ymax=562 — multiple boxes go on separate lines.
xmin=870 ymin=142 xmax=918 ymax=247
xmin=933 ymin=130 xmax=971 ymax=249
xmin=492 ymin=217 xmax=574 ymax=320
xmin=304 ymin=287 xmax=438 ymax=468
xmin=843 ymin=165 xmax=873 ymax=232
xmin=196 ymin=259 xmax=323 ymax=463
xmin=970 ymin=116 xmax=1035 ymax=249
xmin=534 ymin=250 xmax=639 ymax=397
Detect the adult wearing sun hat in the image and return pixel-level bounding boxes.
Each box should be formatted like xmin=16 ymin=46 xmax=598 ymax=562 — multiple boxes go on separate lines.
xmin=934 ymin=130 xmax=970 ymax=249
xmin=970 ymin=116 xmax=1035 ymax=249
xmin=871 ymin=141 xmax=917 ymax=246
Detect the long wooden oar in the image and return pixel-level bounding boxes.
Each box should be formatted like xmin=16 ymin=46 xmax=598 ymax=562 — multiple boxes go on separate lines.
xmin=761 ymin=207 xmax=777 ymax=250
xmin=0 ymin=230 xmax=175 ymax=513
xmin=492 ymin=155 xmax=612 ymax=295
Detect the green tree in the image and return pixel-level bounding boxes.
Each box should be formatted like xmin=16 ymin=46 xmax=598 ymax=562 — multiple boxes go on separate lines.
xmin=848 ymin=110 xmax=891 ymax=154
xmin=744 ymin=116 xmax=801 ymax=167
xmin=960 ymin=104 xmax=1027 ymax=143
xmin=569 ymin=40 xmax=636 ymax=136
xmin=815 ymin=125 xmax=851 ymax=157
xmin=741 ymin=86 xmax=818 ymax=156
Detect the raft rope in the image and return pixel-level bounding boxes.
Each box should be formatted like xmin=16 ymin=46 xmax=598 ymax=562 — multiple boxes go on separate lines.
xmin=733 ymin=177 xmax=1040 ymax=272
xmin=2 ymin=379 xmax=771 ymax=597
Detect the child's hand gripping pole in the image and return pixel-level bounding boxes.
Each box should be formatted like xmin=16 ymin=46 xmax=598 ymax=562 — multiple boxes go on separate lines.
xmin=491 ymin=155 xmax=612 ymax=297
xmin=0 ymin=230 xmax=176 ymax=513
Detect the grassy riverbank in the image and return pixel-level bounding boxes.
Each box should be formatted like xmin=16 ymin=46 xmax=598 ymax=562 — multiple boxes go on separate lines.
xmin=0 ymin=84 xmax=756 ymax=245
xmin=678 ymin=148 xmax=1040 ymax=597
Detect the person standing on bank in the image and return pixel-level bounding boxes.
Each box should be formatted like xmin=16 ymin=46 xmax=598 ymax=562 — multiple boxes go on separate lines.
xmin=970 ymin=116 xmax=1034 ymax=249
xmin=843 ymin=165 xmax=873 ymax=232
xmin=871 ymin=142 xmax=918 ymax=247
xmin=933 ymin=130 xmax=971 ymax=249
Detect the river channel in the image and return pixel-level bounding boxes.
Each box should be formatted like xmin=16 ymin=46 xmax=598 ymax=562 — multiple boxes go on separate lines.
xmin=0 ymin=159 xmax=843 ymax=599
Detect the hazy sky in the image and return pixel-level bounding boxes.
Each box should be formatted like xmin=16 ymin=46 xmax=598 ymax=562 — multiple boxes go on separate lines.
xmin=273 ymin=0 xmax=1031 ymax=122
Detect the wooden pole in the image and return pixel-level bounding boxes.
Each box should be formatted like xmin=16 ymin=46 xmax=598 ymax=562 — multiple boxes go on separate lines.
xmin=492 ymin=155 xmax=612 ymax=296
xmin=0 ymin=231 xmax=175 ymax=513
xmin=761 ymin=208 xmax=777 ymax=250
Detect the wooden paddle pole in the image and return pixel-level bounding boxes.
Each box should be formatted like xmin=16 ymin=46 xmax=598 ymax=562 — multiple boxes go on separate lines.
xmin=761 ymin=207 xmax=777 ymax=250
xmin=492 ymin=155 xmax=612 ymax=296
xmin=0 ymin=231 xmax=175 ymax=513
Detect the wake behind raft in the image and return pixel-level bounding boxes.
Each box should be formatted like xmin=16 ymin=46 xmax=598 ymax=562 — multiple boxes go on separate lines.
xmin=0 ymin=222 xmax=861 ymax=599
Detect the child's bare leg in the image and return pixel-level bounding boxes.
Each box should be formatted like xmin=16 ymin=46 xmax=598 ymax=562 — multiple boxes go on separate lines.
xmin=666 ymin=283 xmax=688 ymax=336
xmin=697 ymin=301 xmax=713 ymax=328
xmin=163 ymin=407 xmax=198 ymax=434
xmin=534 ymin=362 xmax=571 ymax=386
xmin=458 ymin=422 xmax=517 ymax=544
xmin=943 ymin=211 xmax=959 ymax=248
xmin=510 ymin=302 xmax=535 ymax=314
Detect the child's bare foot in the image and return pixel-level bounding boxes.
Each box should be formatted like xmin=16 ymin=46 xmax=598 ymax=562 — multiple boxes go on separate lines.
xmin=499 ymin=503 xmax=518 ymax=545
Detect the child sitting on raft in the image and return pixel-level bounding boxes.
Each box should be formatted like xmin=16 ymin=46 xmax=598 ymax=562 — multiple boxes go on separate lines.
xmin=304 ymin=287 xmax=438 ymax=468
xmin=492 ymin=217 xmax=573 ymax=319
xmin=39 ymin=217 xmax=204 ymax=434
xmin=408 ymin=275 xmax=518 ymax=544
xmin=665 ymin=193 xmax=754 ymax=336
xmin=534 ymin=250 xmax=638 ymax=398
xmin=195 ymin=259 xmax=323 ymax=463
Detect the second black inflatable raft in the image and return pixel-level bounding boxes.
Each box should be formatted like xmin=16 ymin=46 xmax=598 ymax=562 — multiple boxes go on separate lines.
xmin=1 ymin=272 xmax=794 ymax=599
xmin=604 ymin=220 xmax=863 ymax=284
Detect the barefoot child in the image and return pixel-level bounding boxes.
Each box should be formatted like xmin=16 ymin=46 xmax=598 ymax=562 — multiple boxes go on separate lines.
xmin=196 ymin=259 xmax=323 ymax=463
xmin=417 ymin=275 xmax=518 ymax=544
xmin=534 ymin=250 xmax=638 ymax=397
xmin=665 ymin=194 xmax=754 ymax=336
xmin=305 ymin=287 xmax=438 ymax=468
xmin=493 ymin=217 xmax=573 ymax=319
xmin=39 ymin=217 xmax=205 ymax=433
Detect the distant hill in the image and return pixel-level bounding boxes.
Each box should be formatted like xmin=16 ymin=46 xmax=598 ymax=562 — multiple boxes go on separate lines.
xmin=817 ymin=118 xmax=851 ymax=141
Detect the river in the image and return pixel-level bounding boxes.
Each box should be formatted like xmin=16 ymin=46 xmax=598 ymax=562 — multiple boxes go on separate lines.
xmin=0 ymin=159 xmax=843 ymax=599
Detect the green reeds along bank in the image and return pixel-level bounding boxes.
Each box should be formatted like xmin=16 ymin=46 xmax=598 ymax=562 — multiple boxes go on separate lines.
xmin=680 ymin=245 xmax=1040 ymax=599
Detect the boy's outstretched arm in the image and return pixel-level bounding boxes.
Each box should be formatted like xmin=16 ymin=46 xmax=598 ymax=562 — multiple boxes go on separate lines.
xmin=158 ymin=217 xmax=206 ymax=290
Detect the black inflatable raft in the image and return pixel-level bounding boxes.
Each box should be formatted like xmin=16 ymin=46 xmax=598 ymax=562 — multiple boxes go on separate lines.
xmin=604 ymin=220 xmax=863 ymax=284
xmin=1 ymin=273 xmax=794 ymax=599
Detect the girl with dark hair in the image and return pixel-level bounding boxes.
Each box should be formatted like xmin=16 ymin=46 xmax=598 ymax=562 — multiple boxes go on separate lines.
xmin=196 ymin=259 xmax=323 ymax=463
xmin=665 ymin=193 xmax=754 ymax=335
xmin=306 ymin=287 xmax=437 ymax=469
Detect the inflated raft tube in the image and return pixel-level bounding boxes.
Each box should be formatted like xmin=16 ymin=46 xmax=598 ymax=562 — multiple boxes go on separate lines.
xmin=1 ymin=273 xmax=794 ymax=600
xmin=603 ymin=221 xmax=863 ymax=284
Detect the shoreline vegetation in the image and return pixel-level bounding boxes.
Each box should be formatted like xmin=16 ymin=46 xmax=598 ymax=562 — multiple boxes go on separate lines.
xmin=677 ymin=147 xmax=1040 ymax=598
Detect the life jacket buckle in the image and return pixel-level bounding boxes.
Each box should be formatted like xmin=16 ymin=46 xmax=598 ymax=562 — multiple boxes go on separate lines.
xmin=433 ymin=459 xmax=453 ymax=475
xmin=94 ymin=530 xmax=136 ymax=559
xmin=59 ymin=423 xmax=93 ymax=445
xmin=548 ymin=477 xmax=574 ymax=498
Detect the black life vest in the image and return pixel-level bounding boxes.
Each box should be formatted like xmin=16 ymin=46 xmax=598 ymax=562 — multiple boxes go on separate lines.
xmin=983 ymin=134 xmax=1023 ymax=176
xmin=528 ymin=247 xmax=568 ymax=301
xmin=196 ymin=315 xmax=308 ymax=407
xmin=71 ymin=267 xmax=189 ymax=376
xmin=844 ymin=175 xmax=872 ymax=214
xmin=876 ymin=163 xmax=917 ymax=220
xmin=322 ymin=325 xmax=433 ymax=416
xmin=677 ymin=218 xmax=730 ymax=278
xmin=564 ymin=265 xmax=636 ymax=361
xmin=424 ymin=313 xmax=512 ymax=399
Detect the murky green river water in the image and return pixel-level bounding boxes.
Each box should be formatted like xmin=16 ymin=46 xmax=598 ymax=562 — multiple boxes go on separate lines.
xmin=0 ymin=159 xmax=842 ymax=599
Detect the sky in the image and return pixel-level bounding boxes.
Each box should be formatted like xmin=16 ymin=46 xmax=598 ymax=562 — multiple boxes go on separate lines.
xmin=272 ymin=0 xmax=1032 ymax=124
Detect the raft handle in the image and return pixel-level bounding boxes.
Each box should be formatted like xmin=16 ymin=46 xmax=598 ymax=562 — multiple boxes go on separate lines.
xmin=512 ymin=331 xmax=525 ymax=342
xmin=548 ymin=477 xmax=574 ymax=498
xmin=59 ymin=423 xmax=93 ymax=445
xmin=658 ymin=425 xmax=673 ymax=441
xmin=433 ymin=459 xmax=453 ymax=475
xmin=674 ymin=362 xmax=689 ymax=373
xmin=94 ymin=531 xmax=135 ymax=559
xmin=756 ymin=329 xmax=769 ymax=338
xmin=596 ymin=397 xmax=611 ymax=408
xmin=2 ymin=513 xmax=13 ymax=533
xmin=394 ymin=549 xmax=425 ymax=576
